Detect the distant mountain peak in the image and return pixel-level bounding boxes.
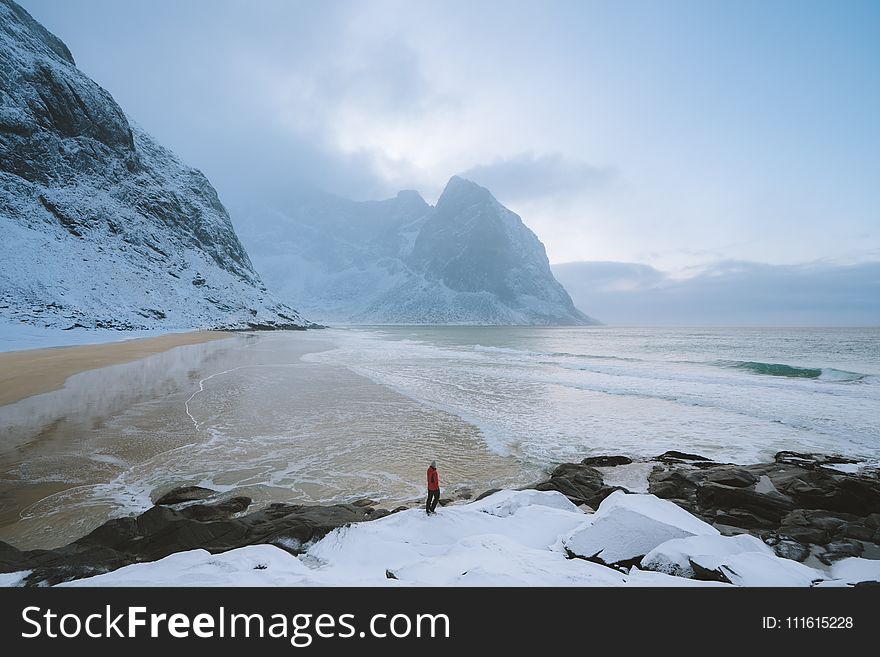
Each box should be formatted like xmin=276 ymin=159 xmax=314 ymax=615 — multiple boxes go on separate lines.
xmin=237 ymin=178 xmax=597 ymax=326
xmin=435 ymin=175 xmax=496 ymax=216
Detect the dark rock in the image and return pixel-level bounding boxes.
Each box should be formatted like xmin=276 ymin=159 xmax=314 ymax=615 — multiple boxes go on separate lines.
xmin=531 ymin=463 xmax=608 ymax=506
xmin=842 ymin=523 xmax=875 ymax=541
xmin=438 ymin=498 xmax=453 ymax=507
xmin=454 ymin=488 xmax=474 ymax=500
xmin=390 ymin=506 xmax=409 ymax=514
xmin=774 ymin=451 xmax=859 ymax=468
xmin=656 ymin=451 xmax=712 ymax=463
xmin=780 ymin=509 xmax=855 ymax=542
xmin=779 ymin=526 xmax=829 ymax=546
xmin=179 ymin=496 xmax=251 ymax=521
xmin=385 ymin=569 xmax=398 ymax=580
xmin=773 ymin=540 xmax=810 ymax=562
xmin=3 ymin=500 xmax=380 ymax=586
xmin=154 ymin=486 xmax=218 ymax=506
xmin=0 ymin=540 xmax=25 ymax=571
xmin=474 ymin=488 xmax=502 ymax=501
xmin=581 ymin=455 xmax=632 ymax=467
xmin=773 ymin=470 xmax=880 ymax=515
xmin=714 ymin=508 xmax=777 ymax=530
xmin=351 ymin=498 xmax=377 ymax=508
xmin=706 ymin=468 xmax=758 ymax=488
xmin=648 ymin=468 xmax=699 ymax=501
xmin=689 ymin=559 xmax=734 ymax=584
xmin=697 ymin=483 xmax=794 ymax=522
xmin=818 ymin=540 xmax=864 ymax=565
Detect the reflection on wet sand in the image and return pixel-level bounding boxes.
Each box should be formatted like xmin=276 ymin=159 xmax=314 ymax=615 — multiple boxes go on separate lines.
xmin=0 ymin=331 xmax=521 ymax=550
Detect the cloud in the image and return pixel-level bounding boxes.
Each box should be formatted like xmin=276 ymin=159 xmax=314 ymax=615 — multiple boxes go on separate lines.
xmin=460 ymin=153 xmax=615 ymax=205
xmin=552 ymin=260 xmax=880 ymax=326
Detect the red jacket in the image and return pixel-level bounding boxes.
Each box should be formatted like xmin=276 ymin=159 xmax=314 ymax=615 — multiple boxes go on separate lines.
xmin=427 ymin=466 xmax=440 ymax=491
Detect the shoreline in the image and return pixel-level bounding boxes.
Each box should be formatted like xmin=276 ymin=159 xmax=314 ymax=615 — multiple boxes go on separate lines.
xmin=1 ymin=449 xmax=878 ymax=587
xmin=0 ymin=330 xmax=234 ymax=407
xmin=0 ymin=330 xmax=518 ymax=552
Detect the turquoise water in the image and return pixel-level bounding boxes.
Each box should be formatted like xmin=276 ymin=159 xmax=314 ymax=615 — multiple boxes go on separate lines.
xmin=307 ymin=326 xmax=880 ymax=466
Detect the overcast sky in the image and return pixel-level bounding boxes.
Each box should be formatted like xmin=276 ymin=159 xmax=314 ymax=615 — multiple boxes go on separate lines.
xmin=18 ymin=0 xmax=880 ymax=271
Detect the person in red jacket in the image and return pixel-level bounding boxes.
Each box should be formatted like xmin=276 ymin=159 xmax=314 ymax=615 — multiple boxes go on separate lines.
xmin=426 ymin=460 xmax=440 ymax=514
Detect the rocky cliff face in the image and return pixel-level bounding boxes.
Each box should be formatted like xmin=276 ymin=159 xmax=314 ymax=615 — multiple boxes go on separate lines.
xmin=0 ymin=0 xmax=309 ymax=330
xmin=238 ymin=177 xmax=596 ymax=325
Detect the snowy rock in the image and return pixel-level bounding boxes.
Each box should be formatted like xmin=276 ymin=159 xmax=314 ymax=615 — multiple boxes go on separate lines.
xmin=58 ymin=545 xmax=317 ymax=587
xmin=692 ymin=552 xmax=825 ymax=587
xmin=563 ymin=491 xmax=718 ymax=565
xmin=154 ymin=486 xmax=218 ymax=506
xmin=829 ymin=557 xmax=880 ymax=585
xmin=236 ymin=177 xmax=596 ymax=325
xmin=0 ymin=0 xmax=309 ymax=331
xmin=48 ymin=487 xmax=843 ymax=588
xmin=63 ymin=489 xmax=620 ymax=587
xmin=466 ymin=489 xmax=582 ymax=518
xmin=641 ymin=533 xmax=774 ymax=579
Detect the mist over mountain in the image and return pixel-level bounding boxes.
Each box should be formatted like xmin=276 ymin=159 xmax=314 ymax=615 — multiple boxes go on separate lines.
xmin=236 ymin=176 xmax=595 ymax=325
xmin=0 ymin=0 xmax=308 ymax=330
xmin=553 ymin=260 xmax=880 ymax=326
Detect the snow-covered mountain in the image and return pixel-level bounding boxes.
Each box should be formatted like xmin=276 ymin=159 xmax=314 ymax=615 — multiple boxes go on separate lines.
xmin=0 ymin=0 xmax=309 ymax=330
xmin=237 ymin=176 xmax=596 ymax=325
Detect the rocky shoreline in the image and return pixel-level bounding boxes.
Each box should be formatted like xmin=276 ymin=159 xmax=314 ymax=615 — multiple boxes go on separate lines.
xmin=1 ymin=450 xmax=878 ymax=586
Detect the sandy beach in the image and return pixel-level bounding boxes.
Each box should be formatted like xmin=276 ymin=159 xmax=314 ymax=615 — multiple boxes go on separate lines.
xmin=0 ymin=331 xmax=233 ymax=407
xmin=0 ymin=330 xmax=519 ymax=550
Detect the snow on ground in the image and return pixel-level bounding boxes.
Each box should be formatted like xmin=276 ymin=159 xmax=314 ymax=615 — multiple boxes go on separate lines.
xmin=829 ymin=557 xmax=880 ymax=585
xmin=641 ymin=533 xmax=774 ymax=579
xmin=708 ymin=552 xmax=824 ymax=587
xmin=56 ymin=490 xmax=874 ymax=588
xmin=0 ymin=319 xmax=185 ymax=352
xmin=640 ymin=533 xmax=824 ymax=586
xmin=0 ymin=570 xmax=31 ymax=587
xmin=563 ymin=491 xmax=718 ymax=565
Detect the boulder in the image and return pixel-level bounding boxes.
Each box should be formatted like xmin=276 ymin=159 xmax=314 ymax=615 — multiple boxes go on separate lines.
xmin=563 ymin=492 xmax=718 ymax=566
xmin=655 ymin=451 xmax=713 ymax=463
xmin=474 ymin=488 xmax=502 ymax=502
xmin=773 ymin=540 xmax=810 ymax=562
xmin=154 ymin=486 xmax=218 ymax=506
xmin=713 ymin=509 xmax=777 ymax=530
xmin=4 ymin=500 xmax=381 ymax=586
xmin=705 ymin=468 xmax=758 ymax=488
xmin=830 ymin=557 xmax=880 ymax=585
xmin=641 ymin=533 xmax=774 ymax=579
xmin=531 ymin=463 xmax=613 ymax=507
xmin=818 ymin=540 xmax=864 ymax=565
xmin=697 ymin=483 xmax=794 ymax=522
xmin=581 ymin=455 xmax=633 ymax=467
xmin=179 ymin=496 xmax=251 ymax=521
xmin=695 ymin=552 xmax=824 ymax=587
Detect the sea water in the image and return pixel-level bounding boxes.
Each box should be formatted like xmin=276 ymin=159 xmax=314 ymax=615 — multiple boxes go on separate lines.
xmin=307 ymin=326 xmax=880 ymax=465
xmin=1 ymin=326 xmax=877 ymax=549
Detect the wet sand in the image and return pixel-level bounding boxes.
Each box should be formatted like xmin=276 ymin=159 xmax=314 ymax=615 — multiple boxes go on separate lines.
xmin=0 ymin=330 xmax=523 ymax=550
xmin=0 ymin=331 xmax=233 ymax=407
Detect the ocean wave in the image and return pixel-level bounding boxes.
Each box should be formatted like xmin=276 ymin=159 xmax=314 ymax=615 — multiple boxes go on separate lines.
xmin=717 ymin=360 xmax=868 ymax=382
xmin=473 ymin=344 xmax=642 ymax=363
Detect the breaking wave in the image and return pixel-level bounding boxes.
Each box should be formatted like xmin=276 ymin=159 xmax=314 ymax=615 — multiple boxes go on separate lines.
xmin=719 ymin=360 xmax=868 ymax=382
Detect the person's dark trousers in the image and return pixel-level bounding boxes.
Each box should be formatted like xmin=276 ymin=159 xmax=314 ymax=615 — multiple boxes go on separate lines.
xmin=426 ymin=489 xmax=440 ymax=513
